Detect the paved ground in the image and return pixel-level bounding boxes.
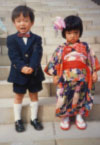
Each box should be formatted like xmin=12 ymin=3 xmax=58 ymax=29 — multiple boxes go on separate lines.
xmin=0 ymin=121 xmax=100 ymax=145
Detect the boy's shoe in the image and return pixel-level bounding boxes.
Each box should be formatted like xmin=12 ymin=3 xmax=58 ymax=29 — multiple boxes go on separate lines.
xmin=30 ymin=118 xmax=43 ymax=130
xmin=76 ymin=114 xmax=87 ymax=130
xmin=60 ymin=117 xmax=70 ymax=130
xmin=15 ymin=120 xmax=25 ymax=132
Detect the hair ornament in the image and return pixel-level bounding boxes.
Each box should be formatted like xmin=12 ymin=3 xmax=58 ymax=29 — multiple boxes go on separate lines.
xmin=54 ymin=17 xmax=66 ymax=31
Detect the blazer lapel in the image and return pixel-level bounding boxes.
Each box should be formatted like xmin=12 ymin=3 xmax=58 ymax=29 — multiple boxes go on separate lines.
xmin=26 ymin=32 xmax=36 ymax=50
xmin=14 ymin=32 xmax=36 ymax=54
xmin=15 ymin=33 xmax=27 ymax=54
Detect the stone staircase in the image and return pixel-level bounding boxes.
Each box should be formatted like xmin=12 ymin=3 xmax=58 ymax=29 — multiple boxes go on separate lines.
xmin=0 ymin=0 xmax=100 ymax=145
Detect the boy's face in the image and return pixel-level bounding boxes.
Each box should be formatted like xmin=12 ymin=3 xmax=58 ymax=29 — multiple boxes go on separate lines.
xmin=65 ymin=30 xmax=80 ymax=44
xmin=13 ymin=13 xmax=33 ymax=34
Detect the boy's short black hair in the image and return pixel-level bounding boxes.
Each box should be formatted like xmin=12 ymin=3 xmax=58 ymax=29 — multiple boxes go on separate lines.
xmin=62 ymin=15 xmax=83 ymax=38
xmin=12 ymin=5 xmax=35 ymax=22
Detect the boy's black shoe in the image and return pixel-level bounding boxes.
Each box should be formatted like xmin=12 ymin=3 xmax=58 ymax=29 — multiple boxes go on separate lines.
xmin=15 ymin=120 xmax=25 ymax=132
xmin=30 ymin=118 xmax=43 ymax=130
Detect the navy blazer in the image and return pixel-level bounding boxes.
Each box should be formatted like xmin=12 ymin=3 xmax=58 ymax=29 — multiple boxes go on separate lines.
xmin=7 ymin=32 xmax=45 ymax=85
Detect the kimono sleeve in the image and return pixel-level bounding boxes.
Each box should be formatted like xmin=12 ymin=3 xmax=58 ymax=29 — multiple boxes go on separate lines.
xmin=44 ymin=47 xmax=61 ymax=76
xmin=87 ymin=45 xmax=100 ymax=72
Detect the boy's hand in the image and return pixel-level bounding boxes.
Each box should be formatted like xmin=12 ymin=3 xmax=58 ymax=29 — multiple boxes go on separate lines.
xmin=21 ymin=66 xmax=28 ymax=74
xmin=21 ymin=67 xmax=33 ymax=74
xmin=27 ymin=67 xmax=34 ymax=74
xmin=53 ymin=75 xmax=59 ymax=85
xmin=92 ymin=71 xmax=98 ymax=83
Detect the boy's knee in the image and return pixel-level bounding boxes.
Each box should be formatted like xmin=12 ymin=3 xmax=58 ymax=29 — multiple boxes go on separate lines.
xmin=29 ymin=92 xmax=38 ymax=101
xmin=14 ymin=93 xmax=24 ymax=103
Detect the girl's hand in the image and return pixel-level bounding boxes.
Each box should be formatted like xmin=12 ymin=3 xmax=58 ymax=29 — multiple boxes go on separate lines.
xmin=53 ymin=75 xmax=59 ymax=85
xmin=92 ymin=71 xmax=98 ymax=83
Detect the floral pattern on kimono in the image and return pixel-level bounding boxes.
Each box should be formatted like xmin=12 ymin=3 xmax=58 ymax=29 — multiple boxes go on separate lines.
xmin=44 ymin=41 xmax=100 ymax=117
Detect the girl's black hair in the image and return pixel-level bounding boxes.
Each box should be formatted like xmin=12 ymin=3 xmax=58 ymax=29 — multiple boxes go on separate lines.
xmin=12 ymin=5 xmax=35 ymax=22
xmin=62 ymin=15 xmax=83 ymax=38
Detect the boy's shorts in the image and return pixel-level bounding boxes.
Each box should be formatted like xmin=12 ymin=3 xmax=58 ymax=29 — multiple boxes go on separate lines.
xmin=13 ymin=81 xmax=42 ymax=94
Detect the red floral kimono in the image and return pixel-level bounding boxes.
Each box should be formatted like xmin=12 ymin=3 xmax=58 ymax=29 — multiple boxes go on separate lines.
xmin=44 ymin=41 xmax=100 ymax=118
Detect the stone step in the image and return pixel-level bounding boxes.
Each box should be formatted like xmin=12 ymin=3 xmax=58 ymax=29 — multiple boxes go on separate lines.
xmin=0 ymin=52 xmax=100 ymax=80
xmin=44 ymin=29 xmax=100 ymax=39
xmin=79 ymin=12 xmax=100 ymax=18
xmin=26 ymin=0 xmax=41 ymax=2
xmin=0 ymin=0 xmax=99 ymax=11
xmin=0 ymin=56 xmax=10 ymax=66
xmin=3 ymin=14 xmax=97 ymax=28
xmin=87 ymin=25 xmax=100 ymax=30
xmin=57 ymin=138 xmax=100 ymax=145
xmin=0 ymin=40 xmax=100 ymax=56
xmin=42 ymin=0 xmax=96 ymax=7
xmin=69 ymin=2 xmax=99 ymax=8
xmin=0 ymin=54 xmax=100 ymax=71
xmin=0 ymin=0 xmax=25 ymax=5
xmin=0 ymin=63 xmax=49 ymax=80
xmin=0 ymin=75 xmax=100 ymax=98
xmin=0 ymin=97 xmax=56 ymax=124
xmin=0 ymin=59 xmax=100 ymax=77
xmin=83 ymin=31 xmax=100 ymax=36
xmin=49 ymin=80 xmax=100 ymax=96
xmin=0 ymin=121 xmax=100 ymax=145
xmin=1 ymin=6 xmax=100 ymax=18
xmin=79 ymin=9 xmax=100 ymax=14
xmin=0 ymin=5 xmax=99 ymax=15
xmin=95 ymin=36 xmax=100 ymax=43
xmin=1 ymin=16 xmax=99 ymax=34
xmin=44 ymin=36 xmax=96 ymax=46
xmin=44 ymin=44 xmax=100 ymax=53
xmin=0 ymin=79 xmax=51 ymax=98
xmin=0 ymin=44 xmax=46 ymax=58
xmin=0 ymin=66 xmax=10 ymax=80
xmin=5 ymin=24 xmax=45 ymax=36
xmin=0 ymin=96 xmax=100 ymax=124
xmin=0 ymin=54 xmax=46 ymax=66
xmin=0 ymin=122 xmax=100 ymax=144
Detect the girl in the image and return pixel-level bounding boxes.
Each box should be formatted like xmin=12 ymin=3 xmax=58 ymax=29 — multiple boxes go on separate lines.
xmin=44 ymin=15 xmax=100 ymax=130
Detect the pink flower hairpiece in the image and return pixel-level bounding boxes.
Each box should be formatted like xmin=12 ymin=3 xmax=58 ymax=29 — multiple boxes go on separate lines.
xmin=54 ymin=17 xmax=66 ymax=31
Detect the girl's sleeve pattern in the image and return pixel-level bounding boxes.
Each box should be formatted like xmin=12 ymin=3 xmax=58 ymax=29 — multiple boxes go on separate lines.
xmin=44 ymin=46 xmax=63 ymax=76
xmin=86 ymin=43 xmax=100 ymax=72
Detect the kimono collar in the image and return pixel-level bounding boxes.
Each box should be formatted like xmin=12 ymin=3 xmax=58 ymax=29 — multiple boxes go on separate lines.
xmin=65 ymin=40 xmax=80 ymax=46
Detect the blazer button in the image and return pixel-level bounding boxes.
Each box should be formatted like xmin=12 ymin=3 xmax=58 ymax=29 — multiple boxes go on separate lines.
xmin=25 ymin=54 xmax=29 ymax=58
xmin=13 ymin=64 xmax=16 ymax=68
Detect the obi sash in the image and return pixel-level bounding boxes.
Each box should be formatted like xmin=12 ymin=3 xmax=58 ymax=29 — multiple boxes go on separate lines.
xmin=55 ymin=60 xmax=92 ymax=89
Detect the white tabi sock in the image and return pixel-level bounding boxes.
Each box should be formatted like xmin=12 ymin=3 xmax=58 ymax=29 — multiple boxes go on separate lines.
xmin=76 ymin=114 xmax=83 ymax=122
xmin=14 ymin=104 xmax=22 ymax=122
xmin=30 ymin=101 xmax=39 ymax=121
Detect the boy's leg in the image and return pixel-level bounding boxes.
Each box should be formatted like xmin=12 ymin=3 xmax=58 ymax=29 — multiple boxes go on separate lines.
xmin=29 ymin=92 xmax=43 ymax=130
xmin=14 ymin=93 xmax=25 ymax=132
xmin=14 ymin=93 xmax=24 ymax=121
xmin=29 ymin=92 xmax=38 ymax=121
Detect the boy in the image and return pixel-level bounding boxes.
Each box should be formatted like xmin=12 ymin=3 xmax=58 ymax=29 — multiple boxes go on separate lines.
xmin=7 ymin=5 xmax=45 ymax=132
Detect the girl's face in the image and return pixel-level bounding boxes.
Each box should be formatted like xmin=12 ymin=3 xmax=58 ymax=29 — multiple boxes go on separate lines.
xmin=65 ymin=30 xmax=80 ymax=44
xmin=13 ymin=13 xmax=33 ymax=34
